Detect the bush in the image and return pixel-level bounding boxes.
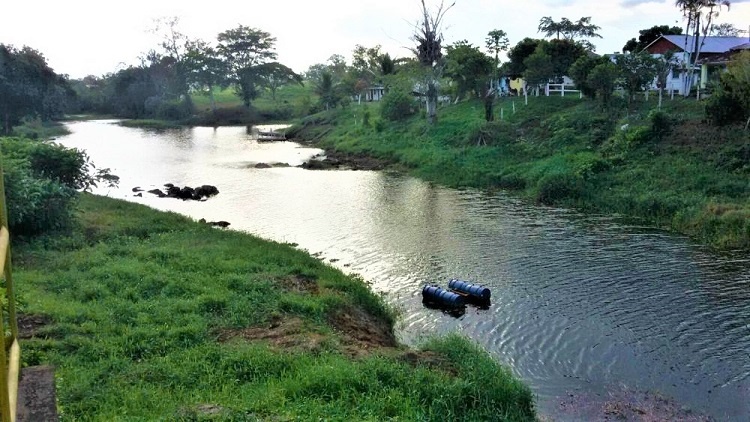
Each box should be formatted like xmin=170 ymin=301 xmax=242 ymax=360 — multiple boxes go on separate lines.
xmin=1 ymin=137 xmax=96 ymax=190
xmin=705 ymin=91 xmax=745 ymax=126
xmin=535 ymin=172 xmax=584 ymax=205
xmin=2 ymin=156 xmax=77 ymax=235
xmin=155 ymin=99 xmax=194 ymax=121
xmin=380 ymin=88 xmax=416 ymax=121
xmin=1 ymin=137 xmax=105 ymax=235
xmin=648 ymin=109 xmax=673 ymax=142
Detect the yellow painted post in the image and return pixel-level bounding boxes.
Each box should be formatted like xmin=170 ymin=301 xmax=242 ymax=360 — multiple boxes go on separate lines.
xmin=0 ymin=229 xmax=12 ymax=422
xmin=0 ymin=150 xmax=20 ymax=422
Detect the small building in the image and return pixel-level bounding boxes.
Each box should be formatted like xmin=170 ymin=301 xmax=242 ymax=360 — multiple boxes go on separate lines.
xmin=644 ymin=35 xmax=749 ymax=95
xmin=364 ymin=85 xmax=385 ymax=102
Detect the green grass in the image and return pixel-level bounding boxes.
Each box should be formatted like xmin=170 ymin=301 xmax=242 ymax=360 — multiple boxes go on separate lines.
xmin=10 ymin=118 xmax=70 ymax=139
xmin=14 ymin=194 xmax=536 ymax=420
xmin=289 ymin=95 xmax=750 ymax=250
xmin=118 ymin=119 xmax=185 ymax=130
xmin=189 ymin=84 xmax=318 ymax=126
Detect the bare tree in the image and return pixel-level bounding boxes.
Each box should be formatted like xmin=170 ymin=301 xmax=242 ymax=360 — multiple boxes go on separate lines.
xmin=411 ymin=0 xmax=454 ymax=124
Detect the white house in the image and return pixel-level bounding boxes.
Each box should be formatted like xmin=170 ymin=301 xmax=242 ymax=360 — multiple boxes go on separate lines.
xmin=644 ymin=35 xmax=749 ymax=95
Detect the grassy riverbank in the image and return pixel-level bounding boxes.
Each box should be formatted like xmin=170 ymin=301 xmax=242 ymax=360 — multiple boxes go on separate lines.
xmin=10 ymin=118 xmax=70 ymax=139
xmin=121 ymin=85 xmax=318 ymax=129
xmin=14 ymin=194 xmax=535 ymax=420
xmin=289 ymin=96 xmax=749 ymax=250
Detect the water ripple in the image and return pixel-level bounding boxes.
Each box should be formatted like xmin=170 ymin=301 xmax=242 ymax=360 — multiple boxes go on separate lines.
xmin=58 ymin=122 xmax=750 ymax=420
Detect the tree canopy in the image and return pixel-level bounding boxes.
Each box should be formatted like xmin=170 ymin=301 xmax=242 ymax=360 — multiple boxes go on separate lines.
xmin=444 ymin=40 xmax=493 ymax=99
xmin=622 ymin=25 xmax=683 ymax=53
xmin=217 ymin=25 xmax=280 ymax=107
xmin=538 ymin=16 xmax=602 ymax=41
xmin=0 ymin=45 xmax=72 ymax=134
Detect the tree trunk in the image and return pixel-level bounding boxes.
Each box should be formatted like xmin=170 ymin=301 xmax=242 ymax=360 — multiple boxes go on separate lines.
xmin=658 ymin=88 xmax=663 ymax=109
xmin=209 ymin=88 xmax=217 ymax=113
xmin=426 ymin=82 xmax=438 ymax=124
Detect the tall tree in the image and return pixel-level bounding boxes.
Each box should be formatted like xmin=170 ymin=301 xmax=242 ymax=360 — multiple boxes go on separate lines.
xmin=545 ymin=39 xmax=587 ymax=81
xmin=587 ymin=62 xmax=619 ymax=109
xmin=652 ymin=51 xmax=679 ymax=108
xmin=622 ymin=25 xmax=683 ymax=53
xmin=411 ymin=0 xmax=453 ymax=124
xmin=0 ymin=45 xmax=70 ymax=134
xmin=444 ymin=40 xmax=493 ymax=100
xmin=675 ymin=0 xmax=731 ymax=96
xmin=314 ymin=71 xmax=340 ymax=110
xmin=485 ymin=29 xmax=509 ymax=74
xmin=615 ymin=52 xmax=658 ymax=107
xmin=184 ymin=40 xmax=228 ymax=112
xmin=507 ymin=38 xmax=544 ymax=75
xmin=351 ymin=44 xmax=385 ymax=104
xmin=217 ymin=25 xmax=278 ymax=107
xmin=538 ymin=16 xmax=602 ymax=41
xmin=151 ymin=16 xmax=191 ymax=102
xmin=257 ymin=62 xmax=303 ymax=101
xmin=710 ymin=22 xmax=740 ymax=36
xmin=523 ymin=47 xmax=555 ymax=95
xmin=569 ymin=55 xmax=612 ymax=98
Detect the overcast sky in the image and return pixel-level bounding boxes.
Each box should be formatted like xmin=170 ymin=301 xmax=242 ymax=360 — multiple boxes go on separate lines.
xmin=1 ymin=0 xmax=748 ymax=78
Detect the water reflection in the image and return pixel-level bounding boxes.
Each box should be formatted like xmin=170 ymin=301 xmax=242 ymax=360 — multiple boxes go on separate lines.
xmin=59 ymin=121 xmax=750 ymax=420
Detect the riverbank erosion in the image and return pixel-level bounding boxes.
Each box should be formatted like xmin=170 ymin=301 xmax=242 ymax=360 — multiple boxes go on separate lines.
xmin=13 ymin=194 xmax=535 ymax=420
xmin=288 ymin=97 xmax=749 ymax=250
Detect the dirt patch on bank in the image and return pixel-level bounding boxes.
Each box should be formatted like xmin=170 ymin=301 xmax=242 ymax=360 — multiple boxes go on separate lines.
xmin=399 ymin=350 xmax=458 ymax=376
xmin=17 ymin=314 xmax=53 ymax=339
xmin=277 ymin=274 xmax=319 ymax=294
xmin=300 ymin=150 xmax=390 ymax=171
xmin=328 ymin=306 xmax=397 ymax=357
xmin=215 ymin=317 xmax=327 ymax=352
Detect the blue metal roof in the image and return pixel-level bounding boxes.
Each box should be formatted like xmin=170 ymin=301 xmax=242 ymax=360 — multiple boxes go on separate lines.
xmin=661 ymin=35 xmax=749 ymax=53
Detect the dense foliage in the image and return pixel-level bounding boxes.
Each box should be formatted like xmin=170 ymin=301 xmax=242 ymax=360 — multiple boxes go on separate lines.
xmin=621 ymin=25 xmax=682 ymax=53
xmin=0 ymin=45 xmax=74 ymax=134
xmin=705 ymin=51 xmax=750 ymax=128
xmin=0 ymin=137 xmax=104 ymax=235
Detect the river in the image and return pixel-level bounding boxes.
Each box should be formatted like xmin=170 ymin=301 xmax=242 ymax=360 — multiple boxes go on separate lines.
xmin=57 ymin=120 xmax=750 ymax=420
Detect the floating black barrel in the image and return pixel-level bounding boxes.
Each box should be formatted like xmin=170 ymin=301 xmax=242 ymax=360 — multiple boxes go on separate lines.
xmin=448 ymin=279 xmax=491 ymax=301
xmin=422 ymin=285 xmax=465 ymax=308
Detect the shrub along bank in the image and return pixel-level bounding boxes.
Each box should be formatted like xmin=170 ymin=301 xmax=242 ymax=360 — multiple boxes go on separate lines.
xmin=11 ymin=193 xmax=536 ymax=420
xmin=289 ymin=96 xmax=749 ymax=250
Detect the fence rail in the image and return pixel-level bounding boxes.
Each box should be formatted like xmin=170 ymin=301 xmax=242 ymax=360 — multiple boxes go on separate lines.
xmin=0 ymin=154 xmax=20 ymax=422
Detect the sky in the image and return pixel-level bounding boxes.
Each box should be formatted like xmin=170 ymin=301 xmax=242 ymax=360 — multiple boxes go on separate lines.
xmin=1 ymin=0 xmax=748 ymax=79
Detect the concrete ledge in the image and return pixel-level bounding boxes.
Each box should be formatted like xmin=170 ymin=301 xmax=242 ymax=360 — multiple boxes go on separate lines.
xmin=17 ymin=365 xmax=58 ymax=422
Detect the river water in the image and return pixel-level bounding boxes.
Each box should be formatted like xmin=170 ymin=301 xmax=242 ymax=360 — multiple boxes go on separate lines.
xmin=58 ymin=120 xmax=750 ymax=420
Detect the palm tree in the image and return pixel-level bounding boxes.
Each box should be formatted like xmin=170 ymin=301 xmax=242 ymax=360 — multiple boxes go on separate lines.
xmin=675 ymin=0 xmax=731 ymax=96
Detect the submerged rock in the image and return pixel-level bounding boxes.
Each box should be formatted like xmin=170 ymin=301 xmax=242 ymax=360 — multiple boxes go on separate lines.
xmin=147 ymin=184 xmax=220 ymax=201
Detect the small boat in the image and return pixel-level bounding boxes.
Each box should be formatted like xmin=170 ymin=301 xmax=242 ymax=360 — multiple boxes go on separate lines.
xmin=257 ymin=131 xmax=286 ymax=141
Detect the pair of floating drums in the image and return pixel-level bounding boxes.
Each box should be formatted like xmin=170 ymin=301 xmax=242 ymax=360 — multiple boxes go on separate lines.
xmin=422 ymin=279 xmax=491 ymax=308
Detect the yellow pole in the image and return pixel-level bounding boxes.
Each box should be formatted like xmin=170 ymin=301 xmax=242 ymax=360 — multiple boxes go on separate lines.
xmin=0 ymin=154 xmax=18 ymax=338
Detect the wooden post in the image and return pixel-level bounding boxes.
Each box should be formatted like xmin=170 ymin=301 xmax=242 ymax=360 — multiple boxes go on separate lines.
xmin=512 ymin=101 xmax=516 ymax=114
